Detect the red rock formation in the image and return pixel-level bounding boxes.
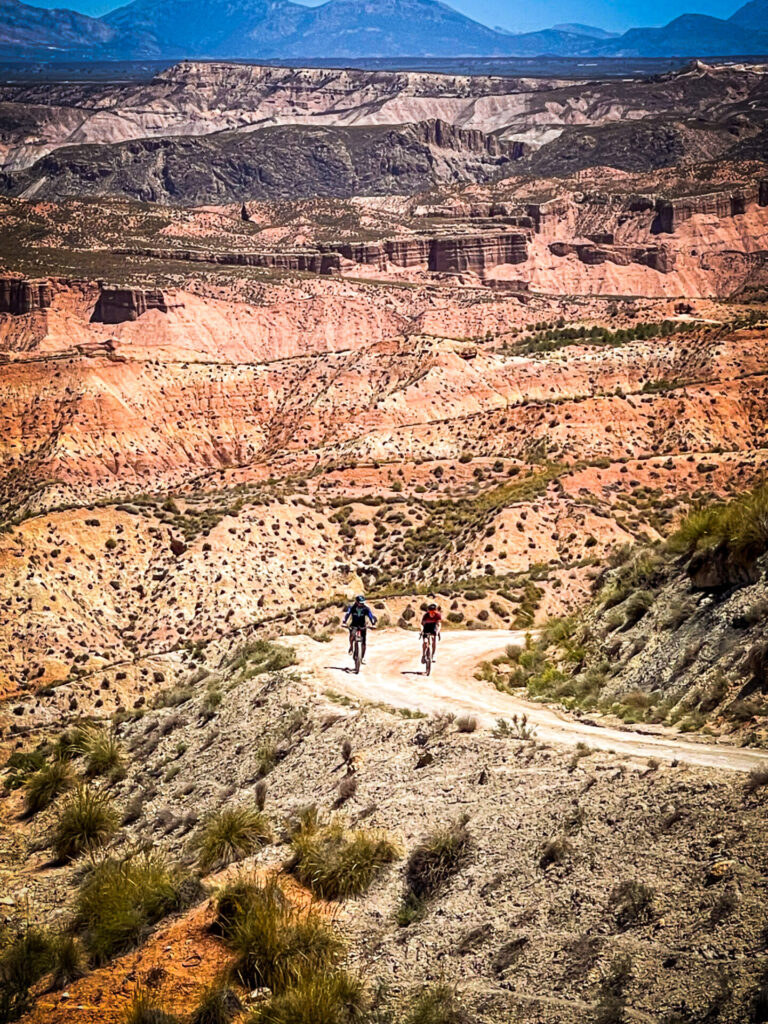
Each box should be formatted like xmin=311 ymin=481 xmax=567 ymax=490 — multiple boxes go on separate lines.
xmin=652 ymin=186 xmax=761 ymax=234
xmin=0 ymin=276 xmax=52 ymax=315
xmin=91 ymin=287 xmax=168 ymax=324
xmin=548 ymin=242 xmax=676 ymax=273
xmin=428 ymin=233 xmax=528 ymax=274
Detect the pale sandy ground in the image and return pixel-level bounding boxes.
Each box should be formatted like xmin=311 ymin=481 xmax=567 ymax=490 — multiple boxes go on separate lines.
xmin=285 ymin=629 xmax=768 ymax=773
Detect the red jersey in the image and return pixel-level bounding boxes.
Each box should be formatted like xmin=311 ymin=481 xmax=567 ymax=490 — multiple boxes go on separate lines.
xmin=422 ymin=609 xmax=442 ymax=626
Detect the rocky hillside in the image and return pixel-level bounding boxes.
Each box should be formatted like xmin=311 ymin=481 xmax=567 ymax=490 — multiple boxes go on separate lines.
xmin=0 ymin=120 xmax=522 ymax=205
xmin=2 ymin=658 xmax=768 ymax=1024
xmin=484 ymin=485 xmax=768 ymax=746
xmin=1 ymin=60 xmax=767 ymax=183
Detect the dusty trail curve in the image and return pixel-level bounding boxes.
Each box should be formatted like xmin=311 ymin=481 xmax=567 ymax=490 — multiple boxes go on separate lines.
xmin=285 ymin=629 xmax=768 ymax=773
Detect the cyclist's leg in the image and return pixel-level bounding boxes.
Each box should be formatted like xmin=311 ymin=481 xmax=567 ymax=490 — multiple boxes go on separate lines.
xmin=348 ymin=626 xmax=354 ymax=653
xmin=360 ymin=627 xmax=367 ymax=659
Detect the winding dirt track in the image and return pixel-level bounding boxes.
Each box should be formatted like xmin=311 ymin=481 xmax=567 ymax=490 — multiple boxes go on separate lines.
xmin=286 ymin=629 xmax=768 ymax=773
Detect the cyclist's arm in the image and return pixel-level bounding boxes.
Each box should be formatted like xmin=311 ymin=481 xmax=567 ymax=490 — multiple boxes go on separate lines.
xmin=342 ymin=606 xmax=351 ymax=624
xmin=366 ymin=607 xmax=377 ymax=625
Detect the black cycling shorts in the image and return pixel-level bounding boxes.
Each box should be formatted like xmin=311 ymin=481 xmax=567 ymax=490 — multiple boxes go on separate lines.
xmin=422 ymin=622 xmax=438 ymax=636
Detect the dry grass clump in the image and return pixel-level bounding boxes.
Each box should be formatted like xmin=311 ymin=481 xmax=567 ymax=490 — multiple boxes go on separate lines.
xmin=84 ymin=728 xmax=125 ymax=779
xmin=193 ymin=805 xmax=272 ymax=874
xmin=214 ymin=875 xmax=344 ymax=993
xmin=75 ymin=851 xmax=198 ymax=963
xmin=399 ymin=817 xmax=471 ymax=926
xmin=227 ymin=639 xmax=297 ymax=679
xmin=124 ymin=990 xmax=180 ymax=1024
xmin=248 ymin=969 xmax=366 ymax=1024
xmin=455 ymin=715 xmax=478 ymax=734
xmin=189 ymin=983 xmax=242 ymax=1024
xmin=24 ymin=758 xmax=76 ymax=814
xmin=0 ymin=926 xmax=87 ymax=1021
xmin=52 ymin=784 xmax=119 ymax=861
xmin=610 ymin=880 xmax=656 ymax=930
xmin=745 ymin=767 xmax=768 ymax=795
xmin=287 ymin=815 xmax=401 ymax=900
xmin=668 ymin=484 xmax=768 ymax=565
xmin=539 ymin=836 xmax=572 ymax=869
xmin=404 ymin=983 xmax=471 ymax=1024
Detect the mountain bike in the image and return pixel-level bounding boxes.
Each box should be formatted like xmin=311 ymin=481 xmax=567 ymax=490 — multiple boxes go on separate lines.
xmin=350 ymin=627 xmax=365 ymax=674
xmin=420 ymin=631 xmax=434 ymax=676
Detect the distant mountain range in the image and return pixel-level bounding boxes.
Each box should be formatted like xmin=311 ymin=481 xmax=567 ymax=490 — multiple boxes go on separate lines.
xmin=1 ymin=0 xmax=767 ymax=60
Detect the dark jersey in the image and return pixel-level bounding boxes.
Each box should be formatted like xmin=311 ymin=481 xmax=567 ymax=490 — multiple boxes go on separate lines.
xmin=421 ymin=609 xmax=442 ymax=634
xmin=344 ymin=602 xmax=376 ymax=628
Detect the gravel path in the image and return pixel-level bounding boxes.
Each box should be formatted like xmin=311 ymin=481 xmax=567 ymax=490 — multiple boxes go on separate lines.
xmin=286 ymin=628 xmax=768 ymax=773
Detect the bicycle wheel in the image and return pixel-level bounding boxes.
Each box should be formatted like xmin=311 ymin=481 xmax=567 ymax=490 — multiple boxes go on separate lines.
xmin=353 ymin=637 xmax=362 ymax=674
xmin=424 ymin=641 xmax=432 ymax=676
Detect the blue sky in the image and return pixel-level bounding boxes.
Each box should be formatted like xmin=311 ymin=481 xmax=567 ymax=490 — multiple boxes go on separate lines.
xmin=31 ymin=0 xmax=746 ymax=33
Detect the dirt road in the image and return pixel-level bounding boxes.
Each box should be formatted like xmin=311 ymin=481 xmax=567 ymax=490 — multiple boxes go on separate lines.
xmin=285 ymin=628 xmax=768 ymax=773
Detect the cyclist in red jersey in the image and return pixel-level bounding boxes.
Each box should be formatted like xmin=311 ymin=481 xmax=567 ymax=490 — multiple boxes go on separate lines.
xmin=420 ymin=603 xmax=442 ymax=663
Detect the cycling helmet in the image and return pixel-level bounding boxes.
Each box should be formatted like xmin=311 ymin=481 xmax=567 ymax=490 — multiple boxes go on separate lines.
xmin=428 ymin=603 xmax=437 ymax=610
xmin=355 ymin=594 xmax=365 ymax=603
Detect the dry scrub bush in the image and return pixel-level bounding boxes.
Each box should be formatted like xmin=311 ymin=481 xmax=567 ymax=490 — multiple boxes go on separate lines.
xmin=24 ymin=758 xmax=75 ymax=814
xmin=610 ymin=880 xmax=656 ymax=930
xmin=214 ymin=875 xmax=344 ymax=993
xmin=193 ymin=805 xmax=272 ymax=874
xmin=52 ymin=785 xmax=119 ymax=861
xmin=455 ymin=715 xmax=478 ymax=734
xmin=76 ymin=851 xmax=198 ymax=963
xmin=399 ymin=818 xmax=471 ymax=925
xmin=287 ymin=816 xmax=401 ymax=899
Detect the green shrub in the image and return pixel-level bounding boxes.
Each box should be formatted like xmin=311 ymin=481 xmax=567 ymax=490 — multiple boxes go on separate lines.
xmin=193 ymin=805 xmax=272 ymax=874
xmin=76 ymin=851 xmax=196 ymax=963
xmin=403 ymin=818 xmax=471 ymax=904
xmin=189 ymin=983 xmax=242 ymax=1024
xmin=0 ymin=926 xmax=54 ymax=1021
xmin=610 ymin=880 xmax=656 ymax=930
xmin=227 ymin=640 xmax=297 ymax=679
xmin=250 ymin=969 xmax=366 ymax=1024
xmin=404 ymin=983 xmax=470 ymax=1024
xmin=24 ymin=758 xmax=75 ymax=814
xmin=52 ymin=785 xmax=119 ymax=861
xmin=124 ymin=990 xmax=179 ymax=1024
xmin=84 ymin=729 xmax=125 ymax=779
xmin=288 ymin=817 xmax=401 ymax=900
xmin=215 ymin=876 xmax=344 ymax=993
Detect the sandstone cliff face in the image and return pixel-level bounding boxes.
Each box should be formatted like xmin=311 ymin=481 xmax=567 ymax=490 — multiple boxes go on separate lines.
xmin=652 ymin=185 xmax=764 ymax=233
xmin=91 ymin=286 xmax=168 ymax=324
xmin=548 ymin=241 xmax=676 ymax=273
xmin=0 ymin=275 xmax=51 ymax=315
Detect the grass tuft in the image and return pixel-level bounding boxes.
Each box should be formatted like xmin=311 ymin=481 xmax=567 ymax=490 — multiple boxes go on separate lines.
xmin=189 ymin=983 xmax=242 ymax=1024
xmin=193 ymin=805 xmax=272 ymax=874
xmin=404 ymin=818 xmax=471 ymax=902
xmin=215 ymin=875 xmax=344 ymax=993
xmin=84 ymin=729 xmax=125 ymax=779
xmin=249 ymin=969 xmax=366 ymax=1024
xmin=52 ymin=785 xmax=119 ymax=862
xmin=610 ymin=880 xmax=656 ymax=930
xmin=287 ymin=817 xmax=401 ymax=900
xmin=75 ymin=851 xmax=197 ymax=964
xmin=24 ymin=758 xmax=76 ymax=815
xmin=124 ymin=990 xmax=180 ymax=1024
xmin=404 ymin=983 xmax=470 ymax=1024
